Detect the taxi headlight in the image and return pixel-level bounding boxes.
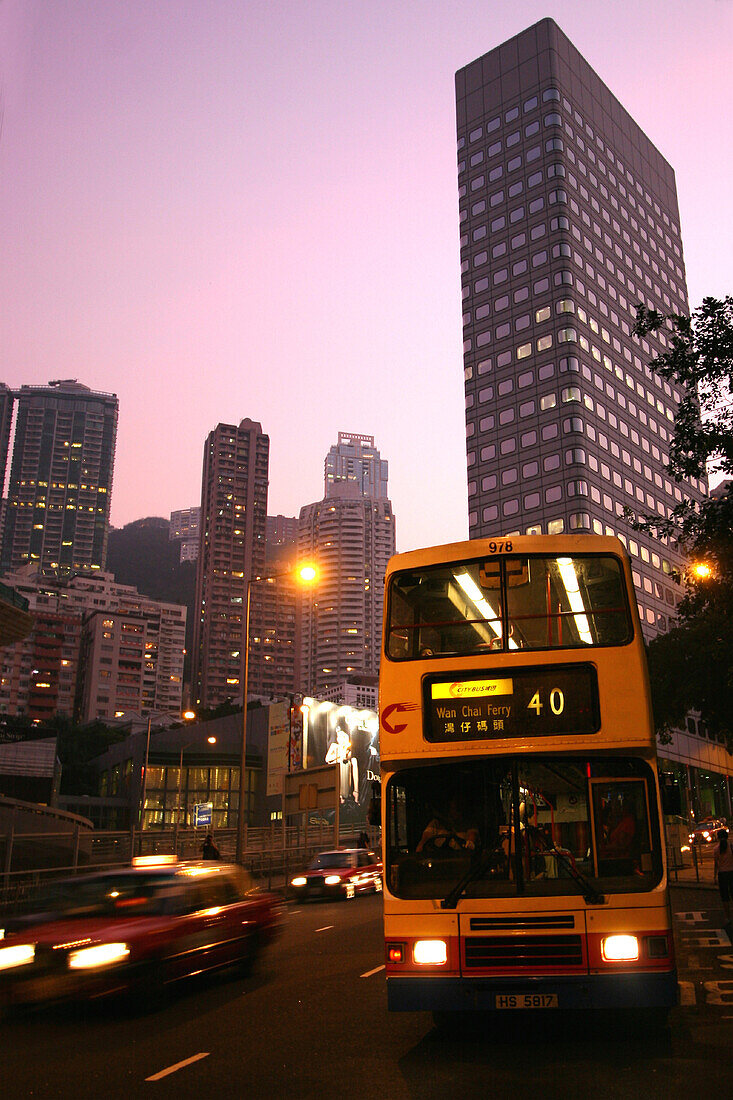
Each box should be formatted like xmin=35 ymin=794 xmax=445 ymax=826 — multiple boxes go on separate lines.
xmin=413 ymin=939 xmax=448 ymax=966
xmin=0 ymin=943 xmax=35 ymax=970
xmin=324 ymin=875 xmax=342 ymax=885
xmin=601 ymin=934 xmax=639 ymax=962
xmin=291 ymin=876 xmax=307 ymax=887
xmin=68 ymin=942 xmax=130 ymax=970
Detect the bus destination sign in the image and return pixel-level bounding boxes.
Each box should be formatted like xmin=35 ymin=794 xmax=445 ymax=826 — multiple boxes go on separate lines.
xmin=425 ymin=664 xmax=599 ymax=742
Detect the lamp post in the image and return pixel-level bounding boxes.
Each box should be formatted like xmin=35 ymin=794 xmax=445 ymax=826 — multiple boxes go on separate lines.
xmin=235 ymin=562 xmax=317 ymax=864
xmin=137 ymin=715 xmax=153 ymax=854
xmin=174 ymin=731 xmax=217 ymax=853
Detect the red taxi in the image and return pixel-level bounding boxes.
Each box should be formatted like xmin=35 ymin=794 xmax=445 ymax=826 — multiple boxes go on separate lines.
xmin=289 ymin=847 xmax=383 ymax=901
xmin=0 ymin=857 xmax=281 ymax=1012
xmin=689 ymin=817 xmax=727 ymax=845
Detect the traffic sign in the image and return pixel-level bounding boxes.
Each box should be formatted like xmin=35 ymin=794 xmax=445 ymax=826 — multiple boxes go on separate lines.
xmin=193 ymin=802 xmax=213 ymax=828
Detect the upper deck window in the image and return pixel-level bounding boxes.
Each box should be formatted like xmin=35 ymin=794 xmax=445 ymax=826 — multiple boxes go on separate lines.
xmin=386 ymin=554 xmax=632 ymax=659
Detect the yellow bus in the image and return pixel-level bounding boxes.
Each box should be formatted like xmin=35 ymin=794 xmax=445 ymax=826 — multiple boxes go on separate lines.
xmin=380 ymin=535 xmax=676 ymax=1021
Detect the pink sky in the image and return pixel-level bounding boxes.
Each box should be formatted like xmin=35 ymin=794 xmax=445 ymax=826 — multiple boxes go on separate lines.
xmin=1 ymin=1 xmax=730 ymax=552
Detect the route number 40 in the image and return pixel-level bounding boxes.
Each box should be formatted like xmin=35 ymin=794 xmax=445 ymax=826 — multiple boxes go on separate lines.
xmin=528 ymin=689 xmax=565 ymax=716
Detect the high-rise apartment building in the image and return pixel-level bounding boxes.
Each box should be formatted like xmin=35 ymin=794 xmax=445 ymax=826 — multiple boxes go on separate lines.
xmin=0 ymin=567 xmax=186 ymax=721
xmin=298 ymin=434 xmax=396 ymax=695
xmin=169 ymin=506 xmax=201 ymax=563
xmin=325 ymin=432 xmax=389 ymax=500
xmin=457 ymin=19 xmax=727 ymax=819
xmin=1 ymin=380 xmax=118 ymax=577
xmin=192 ymin=419 xmax=269 ymax=710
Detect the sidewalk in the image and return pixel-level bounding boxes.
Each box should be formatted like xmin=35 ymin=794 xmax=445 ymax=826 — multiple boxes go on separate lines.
xmin=668 ymin=849 xmax=717 ymax=890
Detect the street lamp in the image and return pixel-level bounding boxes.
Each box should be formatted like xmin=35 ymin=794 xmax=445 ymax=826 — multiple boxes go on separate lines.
xmin=137 ymin=715 xmax=153 ymax=853
xmin=174 ymin=733 xmax=217 ymax=852
xmin=235 ymin=561 xmax=317 ymax=864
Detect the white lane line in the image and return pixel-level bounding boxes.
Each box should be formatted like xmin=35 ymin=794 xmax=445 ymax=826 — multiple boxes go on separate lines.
xmin=315 ymin=925 xmax=334 ymax=933
xmin=145 ymin=1052 xmax=210 ymax=1082
xmin=361 ymin=964 xmax=386 ymax=978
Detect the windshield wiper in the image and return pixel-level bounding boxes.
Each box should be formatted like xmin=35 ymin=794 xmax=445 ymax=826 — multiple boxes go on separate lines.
xmin=535 ymin=833 xmax=605 ymax=906
xmin=440 ymin=836 xmax=606 ymax=908
xmin=440 ymin=847 xmax=501 ymax=909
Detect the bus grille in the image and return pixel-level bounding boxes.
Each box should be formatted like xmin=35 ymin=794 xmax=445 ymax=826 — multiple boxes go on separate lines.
xmin=464 ymin=934 xmax=584 ymax=970
xmin=469 ymin=915 xmax=575 ymax=931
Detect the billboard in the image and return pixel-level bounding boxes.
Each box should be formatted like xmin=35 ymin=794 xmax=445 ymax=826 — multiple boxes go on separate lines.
xmin=302 ymin=698 xmax=379 ymax=823
xmin=266 ymin=700 xmax=290 ymax=797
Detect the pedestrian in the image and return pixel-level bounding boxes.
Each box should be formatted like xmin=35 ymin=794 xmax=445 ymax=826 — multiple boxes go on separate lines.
xmin=201 ymin=832 xmax=220 ymax=860
xmin=713 ymin=828 xmax=733 ymax=928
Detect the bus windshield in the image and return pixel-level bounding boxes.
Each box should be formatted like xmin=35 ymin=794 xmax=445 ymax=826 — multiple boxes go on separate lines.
xmin=386 ymin=553 xmax=632 ymax=659
xmin=385 ymin=757 xmax=661 ymax=900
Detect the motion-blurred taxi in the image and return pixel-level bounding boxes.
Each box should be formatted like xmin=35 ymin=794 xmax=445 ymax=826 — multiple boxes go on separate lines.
xmin=0 ymin=857 xmax=281 ymax=1012
xmin=289 ymin=848 xmax=382 ymax=901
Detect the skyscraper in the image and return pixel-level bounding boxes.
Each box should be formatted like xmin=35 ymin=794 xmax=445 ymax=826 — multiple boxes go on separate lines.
xmin=457 ymin=18 xmax=706 ymax=640
xmin=457 ymin=19 xmax=725 ymax=819
xmin=1 ymin=380 xmax=118 ymax=577
xmin=325 ymin=432 xmax=389 ymax=500
xmin=192 ymin=419 xmax=269 ymax=710
xmin=298 ymin=434 xmax=395 ymax=695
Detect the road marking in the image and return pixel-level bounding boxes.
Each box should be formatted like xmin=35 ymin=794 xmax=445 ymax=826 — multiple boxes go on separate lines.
xmin=315 ymin=925 xmax=334 ymax=933
xmin=678 ymin=981 xmax=696 ymax=1005
xmin=681 ymin=929 xmax=732 ymax=948
xmin=361 ymin=964 xmax=385 ymax=978
xmin=703 ymin=980 xmax=733 ymax=1006
xmin=145 ymin=1053 xmax=210 ymax=1081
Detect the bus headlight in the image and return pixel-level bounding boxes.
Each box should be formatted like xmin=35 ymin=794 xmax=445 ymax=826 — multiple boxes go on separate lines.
xmin=291 ymin=877 xmax=307 ymax=887
xmin=601 ymin=934 xmax=639 ymax=962
xmin=324 ymin=875 xmax=342 ymax=885
xmin=413 ymin=939 xmax=448 ymax=966
xmin=0 ymin=943 xmax=35 ymax=970
xmin=68 ymin=943 xmax=130 ymax=969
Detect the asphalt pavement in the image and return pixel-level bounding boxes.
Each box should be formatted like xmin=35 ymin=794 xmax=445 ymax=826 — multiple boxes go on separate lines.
xmin=2 ymin=865 xmax=732 ymax=1100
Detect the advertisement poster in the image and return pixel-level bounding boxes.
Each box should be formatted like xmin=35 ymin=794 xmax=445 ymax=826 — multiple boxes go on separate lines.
xmin=266 ymin=700 xmax=290 ymax=797
xmin=303 ymin=699 xmax=379 ymax=824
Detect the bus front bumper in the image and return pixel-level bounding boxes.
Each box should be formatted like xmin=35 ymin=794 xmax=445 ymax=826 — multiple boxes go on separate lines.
xmin=387 ymin=970 xmax=678 ymax=1013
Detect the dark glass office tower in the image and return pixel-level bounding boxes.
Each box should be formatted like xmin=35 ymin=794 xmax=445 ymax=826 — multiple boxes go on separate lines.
xmin=1 ymin=380 xmax=118 ymax=576
xmin=457 ymin=18 xmax=707 ymax=640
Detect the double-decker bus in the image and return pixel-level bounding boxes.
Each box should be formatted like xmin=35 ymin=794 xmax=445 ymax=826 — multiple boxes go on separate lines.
xmin=380 ymin=535 xmax=676 ymax=1022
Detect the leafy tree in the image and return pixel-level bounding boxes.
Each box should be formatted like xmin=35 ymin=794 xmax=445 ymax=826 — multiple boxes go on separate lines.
xmin=632 ymin=296 xmax=733 ymax=747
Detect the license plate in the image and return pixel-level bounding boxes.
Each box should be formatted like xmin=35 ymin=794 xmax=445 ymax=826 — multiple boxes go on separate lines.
xmin=495 ymin=993 xmax=558 ymax=1009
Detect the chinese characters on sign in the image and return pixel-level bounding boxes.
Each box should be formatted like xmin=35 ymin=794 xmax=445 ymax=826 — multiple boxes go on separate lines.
xmin=426 ymin=666 xmax=599 ymax=742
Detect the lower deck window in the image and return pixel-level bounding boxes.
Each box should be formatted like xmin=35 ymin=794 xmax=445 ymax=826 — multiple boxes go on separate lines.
xmin=386 ymin=756 xmax=660 ymax=901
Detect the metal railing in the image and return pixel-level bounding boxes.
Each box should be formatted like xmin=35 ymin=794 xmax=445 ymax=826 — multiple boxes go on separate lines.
xmin=0 ymin=823 xmax=381 ymax=913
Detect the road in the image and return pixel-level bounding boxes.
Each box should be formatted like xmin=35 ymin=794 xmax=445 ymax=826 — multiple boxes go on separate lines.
xmin=3 ymin=886 xmax=732 ymax=1099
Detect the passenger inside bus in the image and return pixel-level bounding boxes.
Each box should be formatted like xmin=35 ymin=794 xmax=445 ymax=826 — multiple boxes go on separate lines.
xmin=416 ymin=795 xmax=480 ymax=853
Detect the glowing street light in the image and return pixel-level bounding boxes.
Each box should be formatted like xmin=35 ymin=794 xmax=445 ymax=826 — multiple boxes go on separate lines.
xmin=690 ymin=562 xmax=713 ymax=581
xmin=236 ymin=562 xmax=317 ymax=864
